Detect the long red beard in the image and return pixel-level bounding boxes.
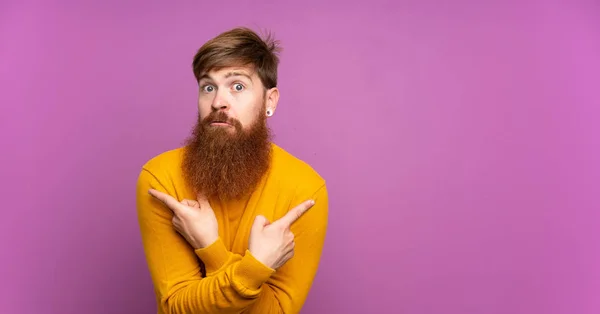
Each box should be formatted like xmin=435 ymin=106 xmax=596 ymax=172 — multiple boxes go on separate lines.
xmin=181 ymin=108 xmax=272 ymax=201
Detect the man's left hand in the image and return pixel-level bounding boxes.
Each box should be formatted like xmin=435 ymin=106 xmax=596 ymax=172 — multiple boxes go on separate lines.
xmin=148 ymin=189 xmax=219 ymax=249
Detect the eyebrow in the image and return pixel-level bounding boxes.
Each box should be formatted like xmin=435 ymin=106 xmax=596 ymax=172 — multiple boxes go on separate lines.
xmin=225 ymin=71 xmax=252 ymax=81
xmin=199 ymin=71 xmax=253 ymax=83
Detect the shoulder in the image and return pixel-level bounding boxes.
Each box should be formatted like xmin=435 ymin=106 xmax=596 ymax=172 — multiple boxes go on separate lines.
xmin=138 ymin=146 xmax=186 ymax=186
xmin=270 ymin=143 xmax=326 ymax=195
xmin=270 ymin=144 xmax=329 ymax=233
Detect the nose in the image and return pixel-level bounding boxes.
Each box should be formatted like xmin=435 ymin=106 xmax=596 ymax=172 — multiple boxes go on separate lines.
xmin=211 ymin=90 xmax=229 ymax=111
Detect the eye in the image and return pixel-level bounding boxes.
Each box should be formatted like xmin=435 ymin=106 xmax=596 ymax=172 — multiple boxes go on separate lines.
xmin=201 ymin=85 xmax=214 ymax=93
xmin=233 ymin=83 xmax=244 ymax=92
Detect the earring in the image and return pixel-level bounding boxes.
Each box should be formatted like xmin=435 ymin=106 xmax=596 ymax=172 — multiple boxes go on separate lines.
xmin=266 ymin=109 xmax=273 ymax=116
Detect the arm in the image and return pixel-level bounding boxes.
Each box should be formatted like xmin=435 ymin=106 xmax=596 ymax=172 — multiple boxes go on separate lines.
xmin=136 ymin=168 xmax=276 ymax=314
xmin=245 ymin=183 xmax=329 ymax=313
xmin=200 ymin=184 xmax=328 ymax=313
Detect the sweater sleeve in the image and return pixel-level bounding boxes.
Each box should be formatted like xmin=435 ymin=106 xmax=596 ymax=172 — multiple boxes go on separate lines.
xmin=244 ymin=183 xmax=329 ymax=314
xmin=136 ymin=168 xmax=276 ymax=314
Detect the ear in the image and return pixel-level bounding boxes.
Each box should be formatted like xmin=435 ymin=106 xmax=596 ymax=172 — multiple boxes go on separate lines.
xmin=265 ymin=87 xmax=280 ymax=116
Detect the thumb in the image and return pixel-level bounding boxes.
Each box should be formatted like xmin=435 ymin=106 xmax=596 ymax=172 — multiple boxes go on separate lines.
xmin=181 ymin=199 xmax=199 ymax=208
xmin=252 ymin=215 xmax=270 ymax=231
xmin=197 ymin=193 xmax=210 ymax=207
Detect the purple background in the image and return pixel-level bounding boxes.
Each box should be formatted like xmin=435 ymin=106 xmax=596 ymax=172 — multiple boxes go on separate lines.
xmin=1 ymin=1 xmax=599 ymax=313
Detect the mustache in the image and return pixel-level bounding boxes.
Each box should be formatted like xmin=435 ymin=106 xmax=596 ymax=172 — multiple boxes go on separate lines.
xmin=202 ymin=111 xmax=238 ymax=125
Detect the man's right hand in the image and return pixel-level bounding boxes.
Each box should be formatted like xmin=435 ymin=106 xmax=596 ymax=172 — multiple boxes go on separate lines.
xmin=248 ymin=200 xmax=316 ymax=269
xmin=148 ymin=189 xmax=219 ymax=250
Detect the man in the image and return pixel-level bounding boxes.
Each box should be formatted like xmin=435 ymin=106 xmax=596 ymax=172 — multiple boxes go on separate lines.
xmin=136 ymin=27 xmax=328 ymax=314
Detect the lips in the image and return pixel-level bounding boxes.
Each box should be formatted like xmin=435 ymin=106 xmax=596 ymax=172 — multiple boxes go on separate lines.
xmin=210 ymin=120 xmax=231 ymax=126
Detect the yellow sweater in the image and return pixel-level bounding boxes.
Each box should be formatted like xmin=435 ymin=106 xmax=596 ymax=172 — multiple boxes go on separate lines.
xmin=136 ymin=143 xmax=328 ymax=314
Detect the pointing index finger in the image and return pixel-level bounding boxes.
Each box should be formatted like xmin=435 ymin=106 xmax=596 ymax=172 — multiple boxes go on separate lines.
xmin=148 ymin=189 xmax=182 ymax=213
xmin=277 ymin=199 xmax=315 ymax=227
